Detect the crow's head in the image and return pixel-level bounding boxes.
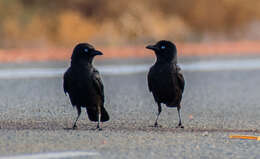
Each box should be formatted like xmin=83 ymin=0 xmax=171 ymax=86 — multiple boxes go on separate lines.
xmin=146 ymin=40 xmax=177 ymax=63
xmin=71 ymin=43 xmax=103 ymax=64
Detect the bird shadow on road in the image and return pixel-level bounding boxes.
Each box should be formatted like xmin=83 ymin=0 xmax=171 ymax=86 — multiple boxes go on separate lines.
xmin=63 ymin=127 xmax=98 ymax=131
xmin=0 ymin=120 xmax=259 ymax=133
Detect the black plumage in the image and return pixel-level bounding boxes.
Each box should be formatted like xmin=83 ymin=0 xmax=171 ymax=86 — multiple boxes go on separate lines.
xmin=63 ymin=43 xmax=109 ymax=130
xmin=146 ymin=40 xmax=185 ymax=128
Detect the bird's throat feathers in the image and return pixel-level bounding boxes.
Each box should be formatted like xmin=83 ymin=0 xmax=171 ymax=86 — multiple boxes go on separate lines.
xmin=155 ymin=53 xmax=177 ymax=64
xmin=71 ymin=57 xmax=94 ymax=67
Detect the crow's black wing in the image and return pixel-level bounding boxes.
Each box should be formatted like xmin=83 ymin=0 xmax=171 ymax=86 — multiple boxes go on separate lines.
xmin=92 ymin=69 xmax=104 ymax=102
xmin=176 ymin=65 xmax=185 ymax=92
xmin=63 ymin=67 xmax=77 ymax=106
xmin=63 ymin=67 xmax=72 ymax=95
xmin=147 ymin=74 xmax=152 ymax=92
xmin=147 ymin=67 xmax=154 ymax=92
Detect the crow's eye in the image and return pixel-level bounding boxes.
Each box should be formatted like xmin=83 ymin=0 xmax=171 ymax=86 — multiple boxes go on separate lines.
xmin=84 ymin=48 xmax=89 ymax=53
xmin=161 ymin=45 xmax=166 ymax=49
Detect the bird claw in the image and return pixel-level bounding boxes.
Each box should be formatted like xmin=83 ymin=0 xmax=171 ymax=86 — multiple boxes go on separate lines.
xmin=153 ymin=122 xmax=162 ymax=128
xmin=176 ymin=124 xmax=184 ymax=129
xmin=96 ymin=125 xmax=102 ymax=131
xmin=72 ymin=125 xmax=77 ymax=130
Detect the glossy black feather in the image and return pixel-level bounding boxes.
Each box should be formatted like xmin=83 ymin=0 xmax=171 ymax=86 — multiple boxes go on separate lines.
xmin=147 ymin=41 xmax=185 ymax=107
xmin=63 ymin=43 xmax=109 ymax=124
xmin=146 ymin=40 xmax=185 ymax=127
xmin=148 ymin=63 xmax=184 ymax=107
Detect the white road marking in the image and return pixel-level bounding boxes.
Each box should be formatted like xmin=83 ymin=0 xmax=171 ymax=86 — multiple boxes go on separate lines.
xmin=98 ymin=65 xmax=149 ymax=75
xmin=181 ymin=59 xmax=260 ymax=71
xmin=1 ymin=59 xmax=260 ymax=79
xmin=0 ymin=151 xmax=99 ymax=159
xmin=0 ymin=68 xmax=64 ymax=79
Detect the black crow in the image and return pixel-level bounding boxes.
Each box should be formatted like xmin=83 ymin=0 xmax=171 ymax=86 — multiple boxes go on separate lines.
xmin=146 ymin=40 xmax=185 ymax=128
xmin=63 ymin=43 xmax=109 ymax=130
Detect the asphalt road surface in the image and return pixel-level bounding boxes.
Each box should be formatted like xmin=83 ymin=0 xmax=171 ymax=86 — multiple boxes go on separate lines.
xmin=0 ymin=57 xmax=259 ymax=159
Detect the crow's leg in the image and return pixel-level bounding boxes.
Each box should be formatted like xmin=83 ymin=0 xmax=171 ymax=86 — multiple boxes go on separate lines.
xmin=154 ymin=103 xmax=162 ymax=127
xmin=176 ymin=106 xmax=184 ymax=128
xmin=72 ymin=106 xmax=81 ymax=129
xmin=96 ymin=106 xmax=102 ymax=131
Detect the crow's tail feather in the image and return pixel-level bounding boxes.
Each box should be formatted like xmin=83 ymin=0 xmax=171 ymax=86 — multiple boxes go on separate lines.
xmin=87 ymin=107 xmax=109 ymax=122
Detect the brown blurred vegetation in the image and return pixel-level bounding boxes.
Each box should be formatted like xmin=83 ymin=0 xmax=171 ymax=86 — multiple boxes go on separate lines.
xmin=1 ymin=0 xmax=260 ymax=48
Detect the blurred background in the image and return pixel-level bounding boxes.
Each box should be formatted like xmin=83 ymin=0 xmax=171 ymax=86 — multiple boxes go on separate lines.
xmin=1 ymin=1 xmax=260 ymax=157
xmin=1 ymin=0 xmax=260 ymax=61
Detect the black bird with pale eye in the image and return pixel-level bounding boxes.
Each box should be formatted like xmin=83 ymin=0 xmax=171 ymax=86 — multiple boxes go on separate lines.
xmin=146 ymin=40 xmax=185 ymax=128
xmin=63 ymin=43 xmax=109 ymax=130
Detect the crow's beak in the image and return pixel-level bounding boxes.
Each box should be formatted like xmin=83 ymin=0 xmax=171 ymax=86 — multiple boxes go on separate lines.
xmin=146 ymin=45 xmax=158 ymax=51
xmin=92 ymin=50 xmax=103 ymax=56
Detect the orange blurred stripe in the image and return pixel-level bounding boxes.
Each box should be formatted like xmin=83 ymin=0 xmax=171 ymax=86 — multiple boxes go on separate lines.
xmin=229 ymin=135 xmax=260 ymax=140
xmin=0 ymin=41 xmax=260 ymax=62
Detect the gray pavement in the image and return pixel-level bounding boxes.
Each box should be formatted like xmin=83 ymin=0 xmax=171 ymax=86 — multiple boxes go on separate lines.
xmin=0 ymin=57 xmax=259 ymax=158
